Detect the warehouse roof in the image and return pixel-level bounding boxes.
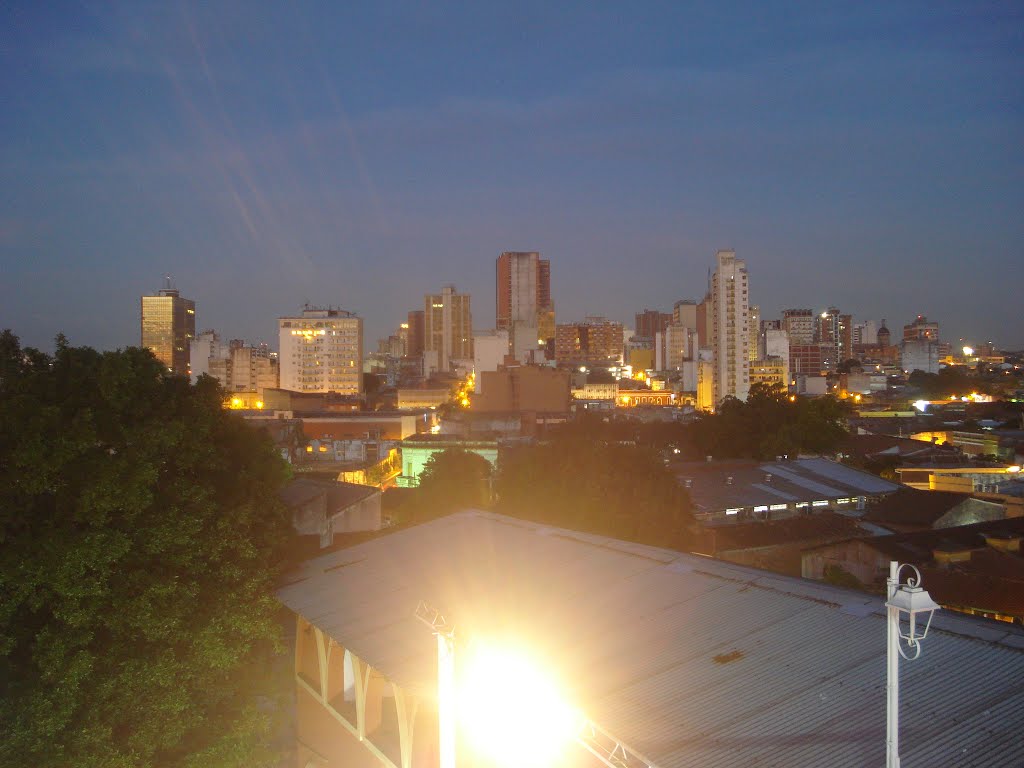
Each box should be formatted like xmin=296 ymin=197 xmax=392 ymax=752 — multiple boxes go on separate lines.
xmin=278 ymin=511 xmax=1024 ymax=768
xmin=672 ymin=457 xmax=900 ymax=514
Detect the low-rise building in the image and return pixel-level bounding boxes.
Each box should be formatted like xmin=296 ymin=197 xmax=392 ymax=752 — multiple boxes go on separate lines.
xmin=396 ymin=434 xmax=499 ymax=487
xmin=280 ymin=478 xmax=383 ymax=548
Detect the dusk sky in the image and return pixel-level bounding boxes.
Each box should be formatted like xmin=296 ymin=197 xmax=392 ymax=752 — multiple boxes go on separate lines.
xmin=2 ymin=2 xmax=1022 ymax=352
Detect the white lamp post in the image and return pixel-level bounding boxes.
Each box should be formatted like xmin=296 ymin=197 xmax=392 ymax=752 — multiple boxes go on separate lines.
xmin=885 ymin=561 xmax=941 ymax=768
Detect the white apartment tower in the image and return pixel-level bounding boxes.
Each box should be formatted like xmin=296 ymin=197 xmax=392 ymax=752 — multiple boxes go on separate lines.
xmin=278 ymin=306 xmax=363 ymax=395
xmin=710 ymin=250 xmax=750 ymax=405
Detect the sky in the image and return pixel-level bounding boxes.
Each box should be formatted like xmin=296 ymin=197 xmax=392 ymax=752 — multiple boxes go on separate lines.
xmin=1 ymin=1 xmax=1022 ymax=352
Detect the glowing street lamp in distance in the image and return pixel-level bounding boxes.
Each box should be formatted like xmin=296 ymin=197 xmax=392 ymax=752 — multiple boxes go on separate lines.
xmin=913 ymin=400 xmax=929 ymax=413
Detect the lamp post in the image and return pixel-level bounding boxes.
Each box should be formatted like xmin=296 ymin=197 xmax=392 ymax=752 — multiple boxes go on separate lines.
xmin=885 ymin=561 xmax=941 ymax=768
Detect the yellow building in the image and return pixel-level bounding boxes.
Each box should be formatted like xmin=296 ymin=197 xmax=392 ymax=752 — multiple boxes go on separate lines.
xmin=141 ymin=287 xmax=195 ymax=375
xmin=749 ymin=357 xmax=788 ymax=390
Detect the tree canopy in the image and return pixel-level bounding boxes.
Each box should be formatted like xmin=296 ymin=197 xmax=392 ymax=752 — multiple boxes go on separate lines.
xmin=413 ymin=447 xmax=493 ymax=520
xmin=495 ymin=425 xmax=694 ymax=548
xmin=688 ymin=382 xmax=850 ymax=460
xmin=0 ymin=332 xmax=293 ymax=768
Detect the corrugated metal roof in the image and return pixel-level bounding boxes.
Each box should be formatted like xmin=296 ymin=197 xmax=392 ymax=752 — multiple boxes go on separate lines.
xmin=277 ymin=511 xmax=1024 ymax=767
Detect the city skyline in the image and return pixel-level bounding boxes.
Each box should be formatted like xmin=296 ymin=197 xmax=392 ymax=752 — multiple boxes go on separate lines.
xmin=2 ymin=3 xmax=1022 ymax=351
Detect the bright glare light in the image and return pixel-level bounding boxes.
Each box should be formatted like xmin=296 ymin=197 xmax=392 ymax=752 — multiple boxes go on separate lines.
xmin=1008 ymin=466 xmax=1021 ymax=473
xmin=457 ymin=644 xmax=581 ymax=768
xmin=962 ymin=346 xmax=974 ymax=357
xmin=913 ymin=400 xmax=928 ymax=412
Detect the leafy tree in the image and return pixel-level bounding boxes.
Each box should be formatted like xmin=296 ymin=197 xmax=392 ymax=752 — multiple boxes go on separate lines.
xmin=0 ymin=332 xmax=293 ymax=768
xmin=413 ymin=448 xmax=493 ymax=520
xmin=495 ymin=432 xmax=694 ymax=548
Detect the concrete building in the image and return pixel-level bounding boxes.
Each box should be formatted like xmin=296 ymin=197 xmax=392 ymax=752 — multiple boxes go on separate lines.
xmin=406 ymin=310 xmax=425 ymax=359
xmin=817 ymin=307 xmax=853 ymax=369
xmin=496 ymin=251 xmax=554 ymax=361
xmin=471 ymin=329 xmax=509 ymax=393
xmin=749 ymin=357 xmax=788 ymax=391
xmin=424 ymin=285 xmax=472 ymax=374
xmin=902 ymin=338 xmax=941 ymax=374
xmin=673 ymin=299 xmax=698 ymax=330
xmin=474 ymin=365 xmax=571 ymax=413
xmin=189 ymin=329 xmax=227 ymax=382
xmin=634 ymin=308 xmax=672 ymax=341
xmin=141 ymin=284 xmax=195 ymax=375
xmin=278 ymin=306 xmax=363 ymax=395
xmin=280 ymin=478 xmax=383 ymax=548
xmin=655 ymin=323 xmax=695 ymax=371
xmin=764 ymin=328 xmax=790 ymax=387
xmin=748 ymin=305 xmax=761 ymax=361
xmin=904 ymin=314 xmax=940 ymax=342
xmin=554 ymin=317 xmax=624 ymax=367
xmin=710 ymin=250 xmax=750 ymax=404
xmin=781 ymin=308 xmax=815 ymax=345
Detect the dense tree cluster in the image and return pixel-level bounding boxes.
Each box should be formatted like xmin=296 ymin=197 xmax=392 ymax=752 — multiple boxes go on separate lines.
xmin=688 ymin=383 xmax=851 ymax=460
xmin=0 ymin=332 xmax=293 ymax=768
xmin=495 ymin=425 xmax=694 ymax=548
xmin=415 ymin=448 xmax=493 ymax=519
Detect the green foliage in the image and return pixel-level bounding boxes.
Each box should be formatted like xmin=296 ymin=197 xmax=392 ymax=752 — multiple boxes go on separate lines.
xmin=494 ymin=429 xmax=694 ymax=548
xmin=0 ymin=331 xmax=293 ymax=768
xmin=689 ymin=382 xmax=850 ymax=460
xmin=413 ymin=448 xmax=493 ymax=521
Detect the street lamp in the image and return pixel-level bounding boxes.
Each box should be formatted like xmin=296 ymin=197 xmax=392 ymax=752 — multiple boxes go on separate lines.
xmin=885 ymin=561 xmax=941 ymax=768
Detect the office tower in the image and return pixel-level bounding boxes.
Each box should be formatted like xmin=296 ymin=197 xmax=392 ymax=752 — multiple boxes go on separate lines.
xmin=496 ymin=251 xmax=554 ymax=360
xmin=424 ymin=285 xmax=472 ymax=373
xmin=710 ymin=250 xmax=750 ymax=404
xmin=634 ymin=309 xmax=673 ymax=341
xmin=141 ymin=282 xmax=195 ymax=375
xmin=781 ymin=309 xmax=815 ymax=345
xmin=406 ymin=310 xmax=425 ymax=358
xmin=278 ymin=306 xmax=363 ymax=395
xmin=554 ymin=317 xmax=624 ymax=367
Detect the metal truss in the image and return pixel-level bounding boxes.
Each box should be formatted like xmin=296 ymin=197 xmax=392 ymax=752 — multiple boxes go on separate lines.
xmin=576 ymin=720 xmax=656 ymax=768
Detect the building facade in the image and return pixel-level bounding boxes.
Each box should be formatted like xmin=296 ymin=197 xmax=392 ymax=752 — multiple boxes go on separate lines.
xmin=781 ymin=309 xmax=815 ymax=345
xmin=554 ymin=317 xmax=624 ymax=367
xmin=141 ymin=286 xmax=195 ymax=375
xmin=278 ymin=307 xmax=363 ymax=395
xmin=424 ymin=285 xmax=472 ymax=373
xmin=496 ymin=251 xmax=554 ymax=360
xmin=710 ymin=250 xmax=750 ymax=404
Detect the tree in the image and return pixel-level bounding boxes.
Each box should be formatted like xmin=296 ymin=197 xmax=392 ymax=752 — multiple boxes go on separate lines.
xmin=413 ymin=448 xmax=493 ymax=520
xmin=0 ymin=332 xmax=293 ymax=768
xmin=495 ymin=432 xmax=694 ymax=549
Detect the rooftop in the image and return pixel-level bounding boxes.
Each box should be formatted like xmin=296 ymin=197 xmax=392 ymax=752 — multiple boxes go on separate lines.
xmin=672 ymin=457 xmax=900 ymax=514
xmin=278 ymin=511 xmax=1024 ymax=768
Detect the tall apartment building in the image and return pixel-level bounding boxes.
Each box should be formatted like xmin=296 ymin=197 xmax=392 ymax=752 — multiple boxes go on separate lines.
xmin=554 ymin=317 xmax=624 ymax=367
xmin=141 ymin=284 xmax=196 ymax=376
xmin=634 ymin=309 xmax=673 ymax=340
xmin=190 ymin=329 xmax=228 ymax=382
xmin=781 ymin=309 xmax=815 ymax=345
xmin=673 ymin=300 xmax=698 ymax=330
xmin=496 ymin=251 xmax=554 ymax=360
xmin=278 ymin=306 xmax=362 ymax=395
xmin=424 ymin=285 xmax=472 ymax=373
xmin=710 ymin=250 xmax=750 ymax=404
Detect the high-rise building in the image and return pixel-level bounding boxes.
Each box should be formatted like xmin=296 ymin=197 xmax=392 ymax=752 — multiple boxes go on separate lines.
xmin=748 ymin=305 xmax=761 ymax=361
xmin=141 ymin=283 xmax=195 ymax=375
xmin=278 ymin=306 xmax=362 ymax=395
xmin=903 ymin=315 xmax=939 ymax=343
xmin=710 ymin=250 xmax=750 ymax=404
xmin=673 ymin=300 xmax=698 ymax=330
xmin=424 ymin=285 xmax=472 ymax=373
xmin=781 ymin=309 xmax=815 ymax=345
xmin=190 ymin=329 xmax=227 ymax=382
xmin=554 ymin=317 xmax=624 ymax=367
xmin=496 ymin=251 xmax=554 ymax=360
xmin=634 ymin=309 xmax=673 ymax=341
